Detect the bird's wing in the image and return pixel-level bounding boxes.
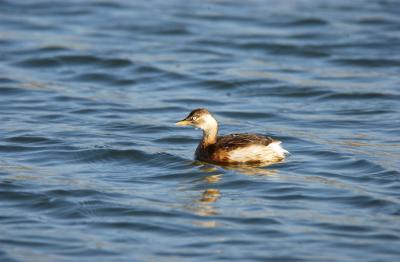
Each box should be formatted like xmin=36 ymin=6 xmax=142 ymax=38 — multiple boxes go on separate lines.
xmin=215 ymin=133 xmax=275 ymax=150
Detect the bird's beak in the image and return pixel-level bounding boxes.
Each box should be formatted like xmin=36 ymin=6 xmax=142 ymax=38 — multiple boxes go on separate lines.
xmin=175 ymin=119 xmax=191 ymax=126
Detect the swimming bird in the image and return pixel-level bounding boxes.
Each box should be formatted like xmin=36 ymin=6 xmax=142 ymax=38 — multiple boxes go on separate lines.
xmin=176 ymin=108 xmax=288 ymax=166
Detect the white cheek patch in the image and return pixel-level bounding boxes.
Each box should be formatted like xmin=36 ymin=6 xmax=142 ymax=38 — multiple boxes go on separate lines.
xmin=198 ymin=114 xmax=218 ymax=130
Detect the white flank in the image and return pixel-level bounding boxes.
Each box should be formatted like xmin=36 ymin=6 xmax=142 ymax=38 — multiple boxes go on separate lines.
xmin=228 ymin=141 xmax=289 ymax=163
xmin=268 ymin=141 xmax=289 ymax=157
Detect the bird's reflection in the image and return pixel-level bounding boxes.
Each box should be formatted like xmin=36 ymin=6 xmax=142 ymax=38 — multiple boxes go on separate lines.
xmin=200 ymin=188 xmax=221 ymax=203
xmin=195 ymin=161 xmax=278 ymax=176
xmin=223 ymin=166 xmax=278 ymax=176
xmin=192 ymin=188 xmax=221 ymax=219
xmin=184 ymin=167 xmax=223 ymax=226
xmin=187 ymin=162 xmax=279 ymax=228
xmin=203 ymin=174 xmax=222 ymax=183
xmin=192 ymin=174 xmax=221 ymax=217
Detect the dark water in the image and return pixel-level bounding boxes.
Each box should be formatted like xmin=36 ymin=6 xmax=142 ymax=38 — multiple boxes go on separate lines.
xmin=1 ymin=0 xmax=400 ymax=261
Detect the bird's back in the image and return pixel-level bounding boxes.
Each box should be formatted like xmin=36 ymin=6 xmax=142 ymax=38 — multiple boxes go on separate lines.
xmin=215 ymin=133 xmax=275 ymax=149
xmin=196 ymin=133 xmax=287 ymax=166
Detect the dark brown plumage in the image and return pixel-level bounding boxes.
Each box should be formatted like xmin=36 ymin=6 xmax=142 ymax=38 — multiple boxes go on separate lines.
xmin=195 ymin=133 xmax=277 ymax=165
xmin=176 ymin=108 xmax=288 ymax=166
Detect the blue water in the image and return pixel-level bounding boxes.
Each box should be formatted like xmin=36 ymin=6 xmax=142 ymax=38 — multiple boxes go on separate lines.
xmin=1 ymin=0 xmax=400 ymax=261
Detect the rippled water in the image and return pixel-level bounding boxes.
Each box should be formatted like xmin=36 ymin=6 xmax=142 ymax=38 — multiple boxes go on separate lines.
xmin=1 ymin=0 xmax=400 ymax=261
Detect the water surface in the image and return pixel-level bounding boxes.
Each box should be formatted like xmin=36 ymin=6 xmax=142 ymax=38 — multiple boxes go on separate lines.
xmin=1 ymin=0 xmax=400 ymax=261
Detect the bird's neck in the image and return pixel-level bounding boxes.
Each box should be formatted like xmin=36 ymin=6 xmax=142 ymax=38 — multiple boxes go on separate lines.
xmin=199 ymin=115 xmax=218 ymax=147
xmin=201 ymin=126 xmax=218 ymax=147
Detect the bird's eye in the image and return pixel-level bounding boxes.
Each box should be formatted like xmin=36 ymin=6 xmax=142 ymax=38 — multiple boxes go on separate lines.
xmin=191 ymin=116 xmax=197 ymax=121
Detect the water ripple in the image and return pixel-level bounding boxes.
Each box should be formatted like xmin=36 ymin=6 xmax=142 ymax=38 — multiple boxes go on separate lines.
xmin=331 ymin=58 xmax=400 ymax=68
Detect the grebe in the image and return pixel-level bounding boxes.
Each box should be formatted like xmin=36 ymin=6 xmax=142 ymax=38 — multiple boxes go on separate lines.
xmin=176 ymin=108 xmax=288 ymax=166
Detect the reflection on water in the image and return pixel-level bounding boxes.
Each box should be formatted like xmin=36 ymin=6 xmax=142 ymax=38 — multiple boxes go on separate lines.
xmin=200 ymin=188 xmax=221 ymax=204
xmin=204 ymin=174 xmax=222 ymax=183
xmin=185 ymin=178 xmax=222 ymax=228
xmin=193 ymin=174 xmax=222 ymax=217
xmin=223 ymin=166 xmax=278 ymax=176
xmin=197 ymin=162 xmax=279 ymax=176
xmin=195 ymin=188 xmax=220 ymax=217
